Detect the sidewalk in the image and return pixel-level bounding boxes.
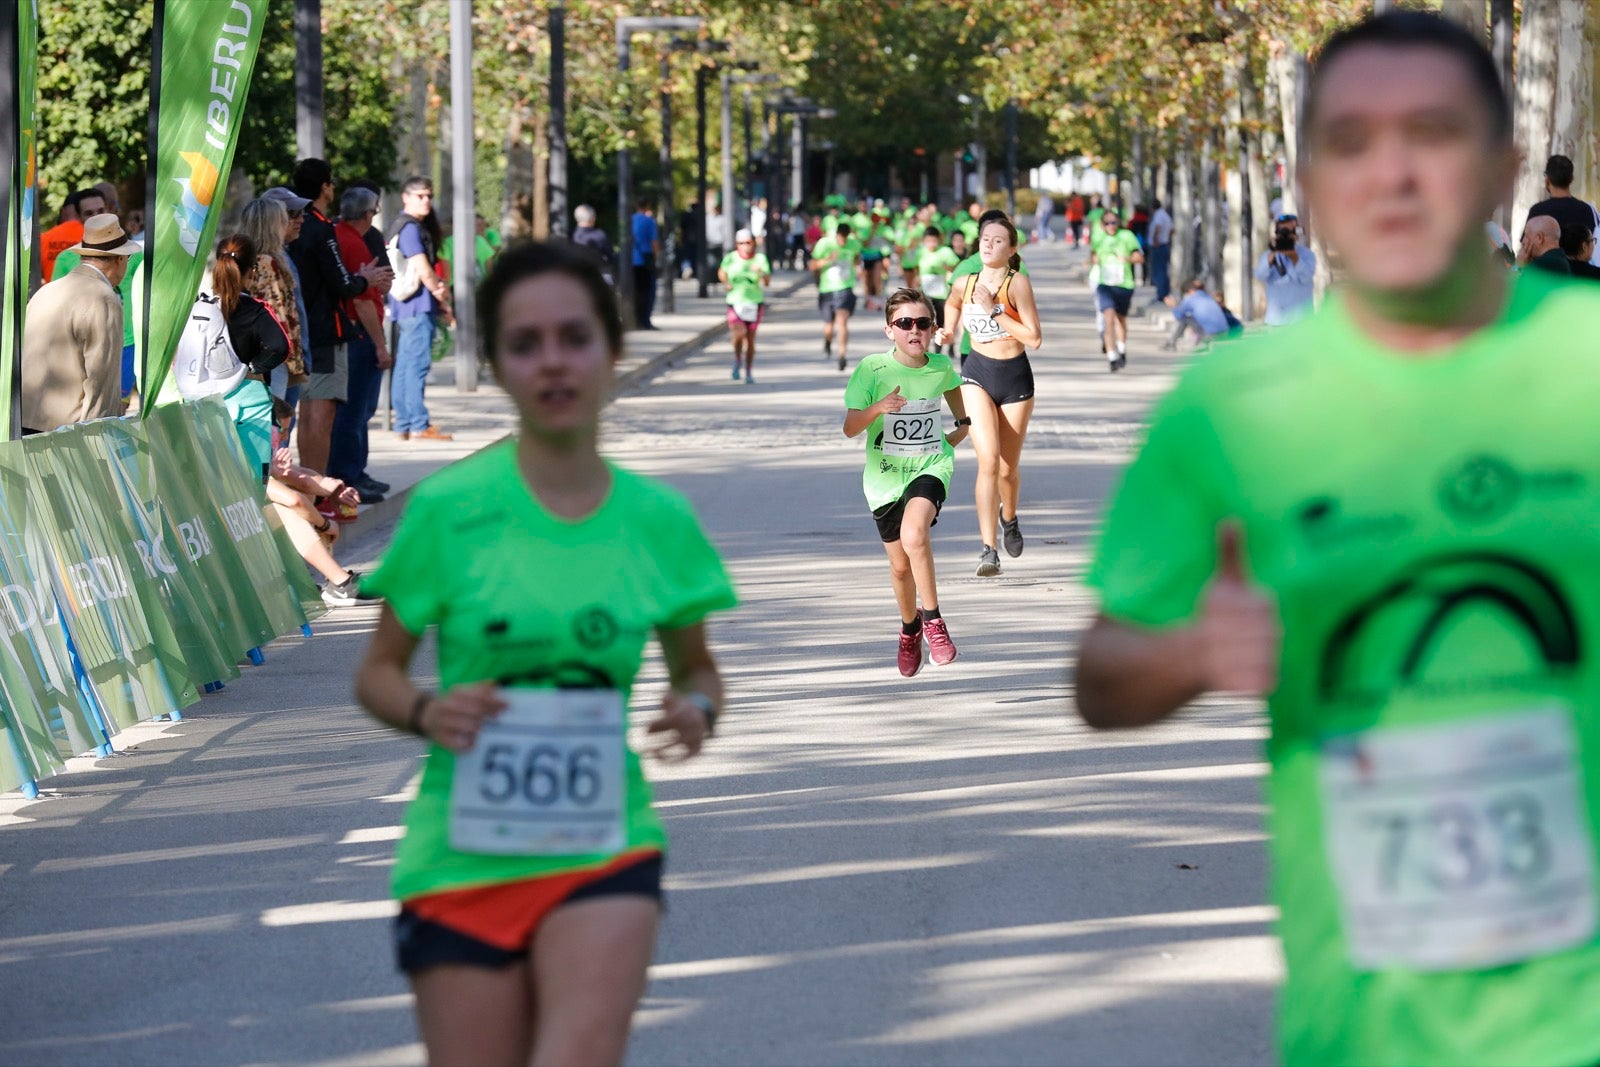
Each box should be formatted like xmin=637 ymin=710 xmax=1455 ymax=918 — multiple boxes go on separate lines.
xmin=344 ymin=269 xmax=812 ymax=532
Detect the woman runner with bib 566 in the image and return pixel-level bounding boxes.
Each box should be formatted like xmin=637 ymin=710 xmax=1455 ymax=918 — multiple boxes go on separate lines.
xmin=355 ymin=241 xmax=736 ymax=1067
xmin=936 ymin=211 xmax=1043 ymax=578
xmin=719 ymin=227 xmax=770 ymax=384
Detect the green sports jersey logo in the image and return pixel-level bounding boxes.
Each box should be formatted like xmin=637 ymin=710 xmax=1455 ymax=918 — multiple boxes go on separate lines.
xmin=1318 ymin=553 xmax=1579 ymax=707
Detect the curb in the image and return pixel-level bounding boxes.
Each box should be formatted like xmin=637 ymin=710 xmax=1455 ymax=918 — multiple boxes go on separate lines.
xmin=346 ymin=273 xmax=814 ymax=541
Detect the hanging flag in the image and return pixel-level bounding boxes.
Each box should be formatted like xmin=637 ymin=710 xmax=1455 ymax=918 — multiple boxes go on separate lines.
xmin=141 ymin=0 xmax=268 ymax=411
xmin=1 ymin=0 xmax=38 ymax=439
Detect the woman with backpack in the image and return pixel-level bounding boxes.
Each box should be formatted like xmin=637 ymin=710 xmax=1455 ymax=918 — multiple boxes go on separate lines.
xmin=175 ymin=233 xmax=290 ymax=483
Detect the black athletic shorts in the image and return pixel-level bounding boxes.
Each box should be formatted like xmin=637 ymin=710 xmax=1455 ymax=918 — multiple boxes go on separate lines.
xmin=394 ymin=853 xmax=664 ymax=973
xmin=1095 ymin=283 xmax=1135 ymax=316
xmin=961 ymin=350 xmax=1035 ymax=406
xmin=872 ymin=474 xmax=946 ymax=543
xmin=819 ymin=289 xmax=857 ymax=321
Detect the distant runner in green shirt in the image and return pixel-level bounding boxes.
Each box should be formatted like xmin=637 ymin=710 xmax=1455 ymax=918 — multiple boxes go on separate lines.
xmin=844 ymin=287 xmax=970 ymax=677
xmin=1088 ymin=210 xmax=1145 ymax=370
xmin=357 ymin=241 xmax=735 ymax=1067
xmin=718 ymin=228 xmax=771 ymax=384
xmin=913 ymin=228 xmax=962 ymax=353
xmin=1077 ymin=13 xmax=1600 ymax=1066
xmin=811 ymin=222 xmax=863 ymax=371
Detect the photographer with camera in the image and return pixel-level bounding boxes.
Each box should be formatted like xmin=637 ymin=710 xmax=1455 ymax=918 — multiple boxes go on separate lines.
xmin=1253 ymin=212 xmax=1317 ymax=325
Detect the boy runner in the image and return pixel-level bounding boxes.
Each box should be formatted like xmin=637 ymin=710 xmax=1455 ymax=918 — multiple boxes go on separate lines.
xmin=718 ymin=228 xmax=771 ymax=384
xmin=844 ymin=288 xmax=970 ymax=677
xmin=1077 ymin=13 xmax=1600 ymax=1065
xmin=811 ymin=221 xmax=862 ymax=371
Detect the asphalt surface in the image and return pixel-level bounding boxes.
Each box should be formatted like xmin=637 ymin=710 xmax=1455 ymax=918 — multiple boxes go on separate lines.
xmin=0 ymin=240 xmax=1278 ymax=1067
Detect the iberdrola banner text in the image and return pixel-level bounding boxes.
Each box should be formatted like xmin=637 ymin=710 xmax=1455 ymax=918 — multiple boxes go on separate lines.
xmin=142 ymin=0 xmax=269 ymax=409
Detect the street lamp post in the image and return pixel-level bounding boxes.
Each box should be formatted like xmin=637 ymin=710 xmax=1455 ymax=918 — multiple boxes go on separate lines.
xmin=548 ymin=2 xmax=568 ymax=238
xmin=720 ymin=68 xmax=772 ymax=233
xmin=615 ymin=15 xmax=701 ymax=331
xmin=659 ymin=47 xmax=676 ymax=313
xmin=692 ymin=43 xmax=732 ymax=299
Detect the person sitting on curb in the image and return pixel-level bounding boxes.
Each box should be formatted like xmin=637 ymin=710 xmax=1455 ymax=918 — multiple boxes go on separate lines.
xmin=265 ymin=398 xmax=380 ymax=607
xmin=1161 ymin=277 xmax=1243 ymax=350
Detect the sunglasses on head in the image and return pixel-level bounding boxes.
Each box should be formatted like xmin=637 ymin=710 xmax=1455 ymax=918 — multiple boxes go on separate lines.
xmin=890 ymin=316 xmax=934 ymax=331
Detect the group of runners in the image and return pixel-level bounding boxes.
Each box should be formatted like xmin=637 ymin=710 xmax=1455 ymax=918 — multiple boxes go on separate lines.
xmin=349 ymin=11 xmax=1600 ymax=1067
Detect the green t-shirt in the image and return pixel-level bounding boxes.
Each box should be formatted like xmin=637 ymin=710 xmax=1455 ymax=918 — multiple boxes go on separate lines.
xmin=811 ymin=234 xmax=862 ymax=294
xmin=1090 ymin=228 xmax=1142 ymax=288
xmin=917 ymin=245 xmax=961 ymax=301
xmin=850 ymin=211 xmax=872 ymax=235
xmin=958 ymin=218 xmax=980 ymax=244
xmin=844 ymin=349 xmax=962 ymax=511
xmin=1088 ymin=272 xmax=1600 ymax=1067
xmin=720 ymin=250 xmax=770 ymax=307
xmin=1085 ymin=207 xmax=1106 ymax=233
xmin=365 ymin=442 xmax=738 ymax=900
xmin=861 ymin=223 xmax=894 ymax=257
xmin=821 ymin=213 xmax=841 ymax=236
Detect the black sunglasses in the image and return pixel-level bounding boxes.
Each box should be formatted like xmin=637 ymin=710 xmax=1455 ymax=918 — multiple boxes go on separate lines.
xmin=890 ymin=316 xmax=935 ymax=331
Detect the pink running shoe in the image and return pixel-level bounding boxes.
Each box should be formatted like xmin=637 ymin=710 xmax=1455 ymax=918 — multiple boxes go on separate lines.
xmin=897 ymin=626 xmax=925 ymax=677
xmin=922 ymin=611 xmax=958 ymax=666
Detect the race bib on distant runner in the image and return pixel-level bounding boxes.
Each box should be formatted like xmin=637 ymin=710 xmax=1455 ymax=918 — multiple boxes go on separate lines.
xmin=881 ymin=398 xmax=942 ymax=457
xmin=962 ymin=302 xmax=1010 ymax=343
xmin=1319 ymin=706 xmax=1597 ymax=971
xmin=1100 ymin=255 xmax=1125 ymax=284
xmin=821 ymin=262 xmax=850 ymax=290
xmin=450 ymin=689 xmax=627 ymax=856
xmin=922 ymin=275 xmax=949 ymax=300
xmin=731 ymin=301 xmax=761 ymax=322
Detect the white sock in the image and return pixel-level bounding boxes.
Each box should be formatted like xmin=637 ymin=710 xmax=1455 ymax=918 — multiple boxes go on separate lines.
xmin=1116 ymin=342 xmax=1127 ymax=355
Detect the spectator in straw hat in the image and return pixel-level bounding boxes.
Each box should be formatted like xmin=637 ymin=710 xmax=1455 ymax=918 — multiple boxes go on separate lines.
xmin=20 ymin=213 xmax=139 ymax=433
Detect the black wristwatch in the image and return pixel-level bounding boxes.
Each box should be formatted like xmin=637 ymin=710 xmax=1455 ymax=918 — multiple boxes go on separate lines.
xmin=682 ymin=691 xmax=718 ymax=736
xmin=989 ymin=303 xmax=1004 ymax=319
xmin=952 ymin=417 xmax=972 ymax=427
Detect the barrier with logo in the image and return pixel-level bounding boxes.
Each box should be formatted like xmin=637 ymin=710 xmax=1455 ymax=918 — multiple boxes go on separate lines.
xmin=0 ymin=397 xmax=324 ymax=796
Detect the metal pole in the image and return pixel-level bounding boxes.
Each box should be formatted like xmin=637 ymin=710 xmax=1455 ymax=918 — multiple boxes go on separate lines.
xmin=2 ymin=0 xmax=19 ymax=440
xmin=293 ymin=0 xmax=324 ymax=159
xmin=790 ymin=115 xmax=803 ymax=208
xmin=696 ymin=64 xmax=710 ymax=298
xmin=743 ymin=90 xmax=754 ymax=215
xmin=616 ymin=27 xmax=634 ymax=329
xmin=721 ymin=72 xmax=737 ymax=231
xmin=548 ymin=2 xmax=568 ymax=238
xmin=659 ymin=49 xmax=675 ymax=314
xmin=449 ymin=0 xmax=477 ymax=392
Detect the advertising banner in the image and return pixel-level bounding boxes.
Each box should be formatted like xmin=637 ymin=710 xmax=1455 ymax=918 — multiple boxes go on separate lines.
xmin=0 ymin=443 xmax=101 ymax=794
xmin=186 ymin=399 xmax=321 ymax=633
xmin=86 ymin=420 xmax=244 ymax=687
xmin=20 ymin=430 xmax=197 ymax=730
xmin=142 ymin=0 xmax=269 ymax=407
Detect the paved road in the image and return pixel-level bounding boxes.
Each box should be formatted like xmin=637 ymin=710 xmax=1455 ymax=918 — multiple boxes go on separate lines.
xmin=0 ymin=241 xmax=1278 ymax=1067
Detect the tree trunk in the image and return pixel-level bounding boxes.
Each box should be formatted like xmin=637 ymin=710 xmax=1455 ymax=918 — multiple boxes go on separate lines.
xmin=1269 ymin=43 xmax=1300 ymax=216
xmin=1222 ymin=60 xmax=1246 ymax=316
xmin=503 ymin=103 xmax=535 ymax=238
xmin=1129 ymin=127 xmax=1145 ymax=207
xmin=1242 ymin=58 xmax=1269 ymax=321
xmin=1512 ymin=0 xmax=1596 ymax=228
xmin=1202 ymin=131 xmax=1223 ymax=288
xmin=1441 ymin=0 xmax=1486 ymax=32
xmin=391 ymin=61 xmax=431 ymax=226
xmin=1172 ymin=136 xmax=1196 ymax=287
xmin=532 ymin=107 xmax=550 ymax=239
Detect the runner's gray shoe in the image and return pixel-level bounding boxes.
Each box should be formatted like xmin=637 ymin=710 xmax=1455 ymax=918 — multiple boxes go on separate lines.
xmin=1001 ymin=514 xmax=1024 ymax=558
xmin=976 ymin=545 xmax=1001 ymax=577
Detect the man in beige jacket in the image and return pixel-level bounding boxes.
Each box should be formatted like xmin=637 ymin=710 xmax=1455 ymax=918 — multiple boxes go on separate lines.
xmin=21 ymin=214 xmax=139 ymax=434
